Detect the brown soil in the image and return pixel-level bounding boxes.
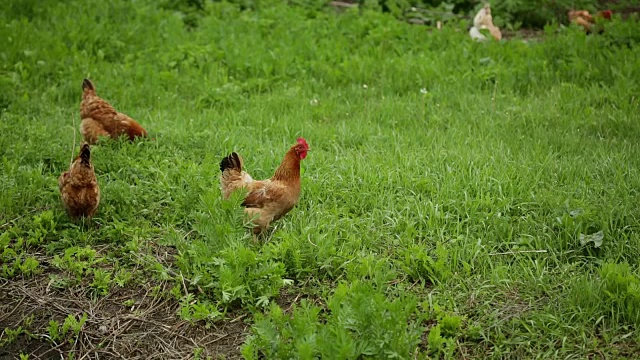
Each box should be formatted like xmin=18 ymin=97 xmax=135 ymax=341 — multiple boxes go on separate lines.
xmin=0 ymin=275 xmax=248 ymax=360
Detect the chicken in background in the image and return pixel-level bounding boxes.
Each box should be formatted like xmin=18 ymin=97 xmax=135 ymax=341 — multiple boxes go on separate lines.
xmin=469 ymin=3 xmax=502 ymax=41
xmin=220 ymin=138 xmax=310 ymax=235
xmin=80 ymin=79 xmax=147 ymax=145
xmin=59 ymin=142 xmax=100 ymax=219
xmin=568 ymin=9 xmax=612 ymax=33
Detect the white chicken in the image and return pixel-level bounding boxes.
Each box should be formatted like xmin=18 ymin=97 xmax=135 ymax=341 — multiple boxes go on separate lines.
xmin=469 ymin=4 xmax=502 ymax=42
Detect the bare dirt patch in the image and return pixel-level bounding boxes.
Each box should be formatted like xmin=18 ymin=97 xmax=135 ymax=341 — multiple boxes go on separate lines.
xmin=0 ymin=275 xmax=248 ymax=360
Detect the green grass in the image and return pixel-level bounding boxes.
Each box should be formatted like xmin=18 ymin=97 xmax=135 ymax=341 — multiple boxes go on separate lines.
xmin=1 ymin=0 xmax=640 ymax=358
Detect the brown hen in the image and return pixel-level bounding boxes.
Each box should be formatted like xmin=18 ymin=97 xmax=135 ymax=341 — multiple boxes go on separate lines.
xmin=568 ymin=9 xmax=612 ymax=33
xmin=80 ymin=79 xmax=147 ymax=145
xmin=59 ymin=143 xmax=100 ymax=219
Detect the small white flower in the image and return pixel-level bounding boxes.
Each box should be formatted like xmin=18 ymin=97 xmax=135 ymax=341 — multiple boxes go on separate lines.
xmin=420 ymin=88 xmax=428 ymax=94
xmin=309 ymin=98 xmax=319 ymax=106
xmin=363 ymin=84 xmax=368 ymax=90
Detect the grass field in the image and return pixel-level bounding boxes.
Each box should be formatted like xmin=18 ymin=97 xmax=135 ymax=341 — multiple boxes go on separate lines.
xmin=1 ymin=0 xmax=640 ymax=358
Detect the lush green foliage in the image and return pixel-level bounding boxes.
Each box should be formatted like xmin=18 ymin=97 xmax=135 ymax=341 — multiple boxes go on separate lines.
xmin=2 ymin=0 xmax=640 ymax=358
xmin=163 ymin=0 xmax=637 ymax=29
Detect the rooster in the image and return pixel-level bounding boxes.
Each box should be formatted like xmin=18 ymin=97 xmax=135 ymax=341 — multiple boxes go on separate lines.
xmin=220 ymin=138 xmax=310 ymax=234
xmin=59 ymin=143 xmax=100 ymax=219
xmin=80 ymin=79 xmax=147 ymax=145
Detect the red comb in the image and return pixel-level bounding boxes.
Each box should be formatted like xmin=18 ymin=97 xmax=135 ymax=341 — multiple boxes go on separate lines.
xmin=297 ymin=137 xmax=308 ymax=148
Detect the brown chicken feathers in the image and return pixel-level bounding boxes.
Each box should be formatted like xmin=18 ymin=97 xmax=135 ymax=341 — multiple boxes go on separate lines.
xmin=59 ymin=143 xmax=100 ymax=219
xmin=220 ymin=138 xmax=309 ymax=234
xmin=80 ymin=78 xmax=147 ymax=144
